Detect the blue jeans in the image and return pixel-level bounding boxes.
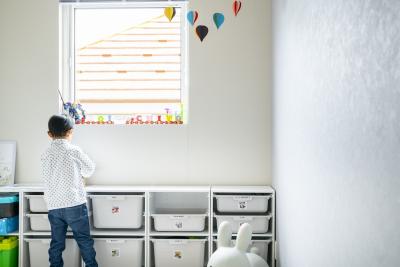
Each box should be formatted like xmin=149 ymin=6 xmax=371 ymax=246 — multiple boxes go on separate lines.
xmin=48 ymin=203 xmax=98 ymax=267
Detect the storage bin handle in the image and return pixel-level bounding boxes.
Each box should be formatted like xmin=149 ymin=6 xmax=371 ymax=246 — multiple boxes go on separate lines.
xmin=169 ymin=215 xmax=188 ymax=219
xmin=169 ymin=240 xmax=188 ymax=245
xmin=233 ymin=216 xmax=253 ymax=221
xmin=233 ymin=196 xmax=253 ymax=201
xmin=106 ymin=240 xmax=125 ymax=244
xmin=106 ymin=196 xmax=126 ymax=201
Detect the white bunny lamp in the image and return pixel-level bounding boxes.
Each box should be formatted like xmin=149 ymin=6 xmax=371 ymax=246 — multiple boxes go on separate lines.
xmin=207 ymin=221 xmax=252 ymax=267
xmin=207 ymin=221 xmax=269 ymax=267
xmin=247 ymin=247 xmax=269 ymax=267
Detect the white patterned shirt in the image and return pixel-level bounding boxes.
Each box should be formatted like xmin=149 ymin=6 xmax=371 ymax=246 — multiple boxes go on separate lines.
xmin=41 ymin=139 xmax=95 ymax=210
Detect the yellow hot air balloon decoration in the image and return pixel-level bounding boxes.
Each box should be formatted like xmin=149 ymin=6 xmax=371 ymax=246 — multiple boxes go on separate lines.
xmin=164 ymin=7 xmax=176 ymax=22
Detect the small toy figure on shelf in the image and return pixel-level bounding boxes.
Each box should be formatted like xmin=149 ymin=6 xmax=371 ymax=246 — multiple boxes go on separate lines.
xmin=63 ymin=102 xmax=86 ymax=123
xmin=58 ymin=89 xmax=86 ymax=123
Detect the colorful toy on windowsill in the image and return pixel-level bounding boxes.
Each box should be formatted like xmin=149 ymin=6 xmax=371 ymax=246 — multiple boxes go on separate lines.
xmin=63 ymin=102 xmax=86 ymax=123
xmin=73 ymin=115 xmax=114 ymax=125
xmin=125 ymin=113 xmax=183 ymax=125
xmin=80 ymin=119 xmax=114 ymax=125
xmin=58 ymin=89 xmax=86 ymax=123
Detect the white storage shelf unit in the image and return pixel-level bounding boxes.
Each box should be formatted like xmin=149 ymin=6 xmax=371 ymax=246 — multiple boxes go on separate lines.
xmin=212 ymin=186 xmax=276 ymax=267
xmin=0 ymin=185 xmax=275 ymax=267
xmin=148 ymin=187 xmax=210 ymax=267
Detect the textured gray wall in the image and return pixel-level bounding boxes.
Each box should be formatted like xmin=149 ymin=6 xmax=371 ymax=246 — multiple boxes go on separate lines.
xmin=272 ymin=0 xmax=400 ymax=266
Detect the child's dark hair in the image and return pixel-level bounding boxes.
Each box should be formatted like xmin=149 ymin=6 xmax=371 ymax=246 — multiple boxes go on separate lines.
xmin=48 ymin=115 xmax=74 ymax=137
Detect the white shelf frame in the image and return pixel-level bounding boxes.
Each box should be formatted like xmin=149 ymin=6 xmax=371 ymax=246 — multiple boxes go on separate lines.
xmin=0 ymin=185 xmax=275 ymax=267
xmin=147 ymin=186 xmax=211 ymax=267
xmin=211 ymin=186 xmax=276 ymax=267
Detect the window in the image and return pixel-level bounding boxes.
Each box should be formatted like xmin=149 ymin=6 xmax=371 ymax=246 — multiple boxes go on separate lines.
xmin=60 ymin=1 xmax=188 ymax=124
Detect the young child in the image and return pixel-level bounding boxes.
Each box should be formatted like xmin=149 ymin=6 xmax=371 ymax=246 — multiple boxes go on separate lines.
xmin=41 ymin=114 xmax=98 ymax=267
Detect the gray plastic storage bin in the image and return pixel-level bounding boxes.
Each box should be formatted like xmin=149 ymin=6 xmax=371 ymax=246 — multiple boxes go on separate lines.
xmin=89 ymin=195 xmax=144 ymax=229
xmin=25 ymin=238 xmax=80 ymax=267
xmin=26 ymin=213 xmax=72 ymax=232
xmin=25 ymin=194 xmax=48 ymax=212
xmin=215 ymin=215 xmax=272 ymax=233
xmin=215 ymin=195 xmax=271 ymax=213
xmin=152 ymin=238 xmax=206 ymax=267
xmin=94 ymin=238 xmax=143 ymax=267
xmin=26 ymin=213 xmax=51 ymax=231
xmin=246 ymin=240 xmax=271 ymax=262
xmin=152 ymin=211 xmax=207 ymax=232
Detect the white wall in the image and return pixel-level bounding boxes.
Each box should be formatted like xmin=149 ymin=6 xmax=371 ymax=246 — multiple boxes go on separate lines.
xmin=273 ymin=0 xmax=400 ymax=266
xmin=0 ymin=0 xmax=271 ymax=185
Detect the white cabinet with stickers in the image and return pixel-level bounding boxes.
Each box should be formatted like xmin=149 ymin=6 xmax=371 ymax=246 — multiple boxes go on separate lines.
xmin=0 ymin=185 xmax=275 ymax=267
xmin=148 ymin=187 xmax=210 ymax=267
xmin=211 ymin=186 xmax=276 ymax=267
xmin=85 ymin=187 xmax=147 ymax=267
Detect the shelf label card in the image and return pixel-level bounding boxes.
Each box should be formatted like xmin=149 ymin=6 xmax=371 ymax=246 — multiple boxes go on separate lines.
xmin=173 ymin=250 xmax=183 ymax=260
xmin=112 ymin=206 xmax=120 ymax=214
xmin=111 ymin=248 xmax=120 ymax=257
xmin=238 ymin=201 xmax=248 ymax=210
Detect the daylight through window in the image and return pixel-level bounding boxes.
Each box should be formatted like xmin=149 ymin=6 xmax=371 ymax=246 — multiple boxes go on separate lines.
xmin=60 ymin=3 xmax=188 ymax=125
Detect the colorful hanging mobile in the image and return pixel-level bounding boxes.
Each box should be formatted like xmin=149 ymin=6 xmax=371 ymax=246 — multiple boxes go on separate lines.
xmin=213 ymin=13 xmax=225 ymax=29
xmin=233 ymin=1 xmax=242 ymax=16
xmin=187 ymin=10 xmax=199 ymax=26
xmin=196 ymin=25 xmax=209 ymax=42
xmin=164 ymin=7 xmax=176 ymax=22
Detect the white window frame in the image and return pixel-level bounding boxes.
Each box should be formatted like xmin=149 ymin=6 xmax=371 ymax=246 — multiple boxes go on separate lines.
xmin=59 ymin=1 xmax=189 ymax=123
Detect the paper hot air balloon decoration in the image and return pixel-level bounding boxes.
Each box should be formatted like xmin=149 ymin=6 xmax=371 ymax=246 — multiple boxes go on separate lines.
xmin=213 ymin=13 xmax=225 ymax=29
xmin=164 ymin=7 xmax=176 ymax=22
xmin=196 ymin=25 xmax=209 ymax=42
xmin=233 ymin=1 xmax=242 ymax=16
xmin=187 ymin=10 xmax=199 ymax=26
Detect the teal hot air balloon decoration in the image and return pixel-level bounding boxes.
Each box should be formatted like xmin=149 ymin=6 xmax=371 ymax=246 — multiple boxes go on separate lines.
xmin=187 ymin=10 xmax=199 ymax=26
xmin=213 ymin=13 xmax=225 ymax=29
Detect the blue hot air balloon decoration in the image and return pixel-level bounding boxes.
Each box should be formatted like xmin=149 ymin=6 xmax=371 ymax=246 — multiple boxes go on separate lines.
xmin=187 ymin=10 xmax=199 ymax=26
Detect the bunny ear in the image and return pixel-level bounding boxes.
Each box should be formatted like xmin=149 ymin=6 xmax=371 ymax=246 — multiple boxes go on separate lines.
xmin=217 ymin=221 xmax=233 ymax=248
xmin=235 ymin=223 xmax=252 ymax=252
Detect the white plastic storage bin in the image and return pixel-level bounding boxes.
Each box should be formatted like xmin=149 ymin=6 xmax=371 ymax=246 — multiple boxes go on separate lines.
xmin=215 ymin=195 xmax=271 ymax=213
xmin=152 ymin=211 xmax=207 ymax=232
xmin=26 ymin=213 xmax=51 ymax=231
xmin=215 ymin=215 xmax=272 ymax=233
xmin=214 ymin=239 xmax=271 ymax=262
xmin=94 ymin=238 xmax=143 ymax=267
xmin=25 ymin=194 xmax=48 ymax=212
xmin=152 ymin=238 xmax=206 ymax=267
xmin=25 ymin=238 xmax=80 ymax=267
xmin=247 ymin=240 xmax=271 ymax=262
xmin=89 ymin=194 xmax=144 ymax=229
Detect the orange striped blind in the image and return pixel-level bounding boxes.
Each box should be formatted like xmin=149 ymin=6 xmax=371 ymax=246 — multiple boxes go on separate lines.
xmin=74 ymin=8 xmax=184 ymax=122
